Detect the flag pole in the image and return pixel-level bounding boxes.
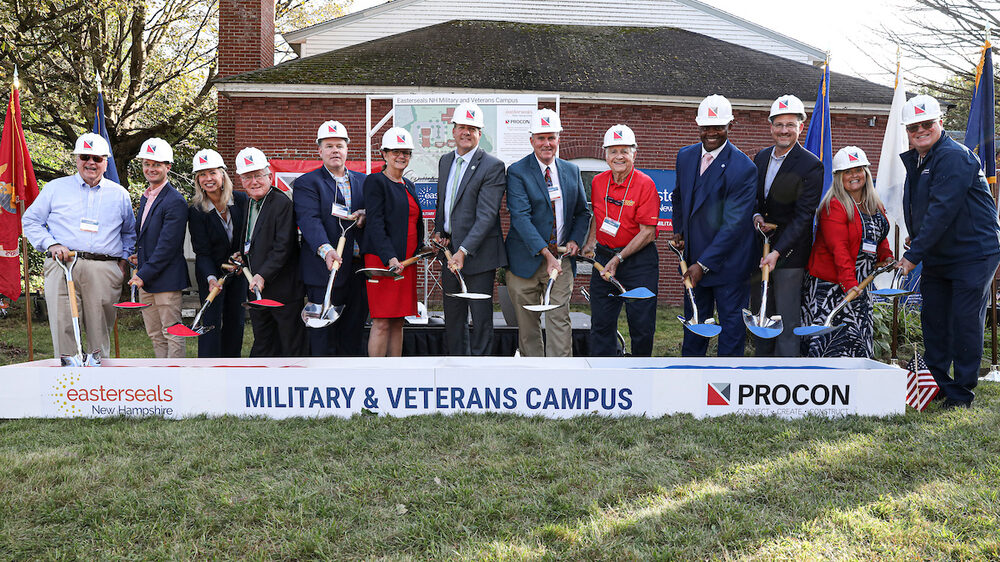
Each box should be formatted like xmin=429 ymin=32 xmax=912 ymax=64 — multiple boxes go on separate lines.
xmin=12 ymin=67 xmax=34 ymax=361
xmin=982 ymin=24 xmax=1000 ymax=380
xmin=95 ymin=68 xmax=121 ymax=358
xmin=890 ymin=46 xmax=901 ymax=366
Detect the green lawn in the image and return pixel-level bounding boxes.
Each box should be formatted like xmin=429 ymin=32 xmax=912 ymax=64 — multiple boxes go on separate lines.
xmin=2 ymin=300 xmax=1000 ymax=559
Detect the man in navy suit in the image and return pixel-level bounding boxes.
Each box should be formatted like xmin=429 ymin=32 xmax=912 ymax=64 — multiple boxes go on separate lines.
xmin=671 ymin=95 xmax=757 ymax=357
xmin=130 ymin=138 xmax=190 ymax=358
xmin=293 ymin=120 xmax=368 ymax=356
xmin=899 ymin=95 xmax=1000 ymax=409
xmin=751 ymin=95 xmax=823 ymax=356
xmin=505 ymin=109 xmax=592 ymax=357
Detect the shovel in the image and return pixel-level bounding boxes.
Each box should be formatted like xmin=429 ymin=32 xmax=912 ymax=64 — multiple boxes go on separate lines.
xmin=52 ymin=251 xmax=102 ymax=367
xmin=794 ymin=262 xmax=897 ymax=337
xmin=429 ymin=240 xmax=492 ymax=300
xmin=239 ymin=262 xmax=284 ymax=309
xmin=357 ymin=247 xmax=436 ymax=280
xmin=666 ymin=242 xmax=721 ymax=338
xmin=577 ymin=255 xmax=655 ymax=300
xmin=869 ymin=266 xmax=912 ymax=297
xmin=742 ymin=222 xmax=782 ymax=339
xmin=166 ymin=270 xmax=237 ymax=338
xmin=114 ymin=267 xmax=150 ymax=310
xmin=301 ymin=218 xmax=358 ymax=327
xmin=523 ymin=267 xmax=564 ymax=312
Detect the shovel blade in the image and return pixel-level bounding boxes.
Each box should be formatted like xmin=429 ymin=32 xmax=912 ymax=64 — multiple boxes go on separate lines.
xmin=114 ymin=301 xmax=150 ymax=309
xmin=306 ymin=305 xmax=344 ymax=328
xmin=748 ymin=324 xmax=783 ymax=339
xmin=523 ymin=304 xmax=561 ymax=312
xmin=301 ymin=302 xmax=324 ymax=322
xmin=245 ymin=298 xmax=284 ymax=309
xmin=357 ymin=267 xmax=398 ymax=278
xmin=618 ymin=287 xmax=655 ymax=300
xmin=869 ymin=288 xmax=913 ymax=297
xmin=60 ymin=354 xmax=84 ymax=367
xmin=166 ymin=322 xmax=211 ymax=337
xmin=793 ymin=324 xmax=844 ymax=337
xmin=685 ymin=323 xmax=723 ymax=338
xmin=447 ymin=292 xmax=492 ymax=300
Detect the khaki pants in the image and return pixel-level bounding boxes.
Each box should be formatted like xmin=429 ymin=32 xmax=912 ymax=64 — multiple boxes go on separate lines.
xmin=139 ymin=288 xmax=185 ymax=358
xmin=506 ymin=257 xmax=574 ymax=357
xmin=43 ymin=257 xmax=123 ymax=359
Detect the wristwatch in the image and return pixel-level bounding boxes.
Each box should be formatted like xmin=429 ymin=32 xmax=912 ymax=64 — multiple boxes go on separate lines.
xmin=615 ymin=252 xmax=625 ymax=264
xmin=697 ymin=261 xmax=710 ymax=273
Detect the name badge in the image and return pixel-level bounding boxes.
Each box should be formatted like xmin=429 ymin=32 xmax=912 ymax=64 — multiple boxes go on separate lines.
xmin=331 ymin=202 xmax=351 ymax=219
xmin=244 ymin=240 xmax=251 ymax=254
xmin=80 ymin=218 xmax=99 ymax=233
xmin=861 ymin=239 xmax=877 ymax=254
xmin=548 ymin=184 xmax=561 ymax=201
xmin=599 ymin=217 xmax=621 ymax=236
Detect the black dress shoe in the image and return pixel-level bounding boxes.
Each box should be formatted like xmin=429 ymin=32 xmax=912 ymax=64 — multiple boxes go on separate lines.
xmin=941 ymin=398 xmax=972 ymax=410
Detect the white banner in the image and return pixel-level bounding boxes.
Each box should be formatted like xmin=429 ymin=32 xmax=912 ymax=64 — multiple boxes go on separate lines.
xmin=2 ymin=357 xmax=906 ymax=420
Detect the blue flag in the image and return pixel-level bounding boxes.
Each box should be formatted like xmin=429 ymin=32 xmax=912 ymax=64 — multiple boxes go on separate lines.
xmin=92 ymin=91 xmax=120 ymax=184
xmin=804 ymin=62 xmax=833 ymax=194
xmin=963 ymin=39 xmax=995 ymax=184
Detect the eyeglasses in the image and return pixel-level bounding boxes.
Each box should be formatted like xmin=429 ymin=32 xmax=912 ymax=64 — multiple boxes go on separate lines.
xmin=245 ymin=171 xmax=271 ymax=182
xmin=78 ymin=155 xmax=105 ymax=163
xmin=905 ymin=120 xmax=937 ymax=133
xmin=770 ymin=122 xmax=800 ymax=131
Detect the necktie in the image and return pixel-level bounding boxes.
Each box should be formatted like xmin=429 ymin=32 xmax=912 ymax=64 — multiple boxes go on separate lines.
xmin=545 ymin=166 xmax=558 ymax=247
xmin=700 ymin=153 xmax=714 ymax=176
xmin=448 ymin=156 xmax=464 ymax=215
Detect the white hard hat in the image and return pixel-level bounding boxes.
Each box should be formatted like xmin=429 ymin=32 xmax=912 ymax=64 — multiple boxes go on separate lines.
xmin=235 ymin=147 xmax=269 ymax=175
xmin=73 ymin=133 xmax=111 ymax=157
xmin=529 ymin=108 xmax=563 ymax=134
xmin=380 ymin=127 xmax=414 ymax=150
xmin=603 ymin=124 xmax=637 ymax=148
xmin=192 ymin=149 xmax=226 ymax=173
xmin=695 ymin=95 xmax=734 ymax=127
xmin=138 ymin=137 xmax=173 ymax=163
xmin=769 ymin=94 xmax=807 ymax=121
xmin=832 ymin=146 xmax=871 ymax=173
xmin=317 ymin=120 xmax=350 ymax=143
xmin=901 ymin=94 xmax=943 ymax=126
xmin=451 ymin=102 xmax=485 ymax=129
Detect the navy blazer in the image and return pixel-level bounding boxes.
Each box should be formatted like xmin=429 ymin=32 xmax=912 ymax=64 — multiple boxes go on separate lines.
xmin=902 ymin=133 xmax=1000 ymax=267
xmin=671 ymin=141 xmax=757 ymax=286
xmin=753 ymin=142 xmax=823 ymax=269
xmin=504 ymin=154 xmax=592 ymax=279
xmin=293 ymin=166 xmax=366 ymax=288
xmin=135 ymin=181 xmax=190 ymax=292
xmin=362 ymin=172 xmax=425 ymax=265
xmin=188 ymin=191 xmax=249 ymax=297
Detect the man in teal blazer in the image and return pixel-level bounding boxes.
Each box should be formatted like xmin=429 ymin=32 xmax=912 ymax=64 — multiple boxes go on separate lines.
xmin=505 ymin=109 xmax=592 ymax=357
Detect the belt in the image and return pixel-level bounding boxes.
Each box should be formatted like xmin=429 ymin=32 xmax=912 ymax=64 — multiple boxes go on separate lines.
xmin=595 ymin=244 xmax=625 ymax=258
xmin=75 ymin=252 xmax=119 ymax=261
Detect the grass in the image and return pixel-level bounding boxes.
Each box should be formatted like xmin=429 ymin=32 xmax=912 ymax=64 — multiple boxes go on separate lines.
xmin=2 ymin=300 xmax=1000 ymax=559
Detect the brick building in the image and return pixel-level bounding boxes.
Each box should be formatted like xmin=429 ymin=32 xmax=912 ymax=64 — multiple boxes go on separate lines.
xmin=216 ymin=0 xmax=896 ymax=306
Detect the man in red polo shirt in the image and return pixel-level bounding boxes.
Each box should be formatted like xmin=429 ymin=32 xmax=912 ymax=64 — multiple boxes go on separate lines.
xmin=582 ymin=125 xmax=659 ymax=356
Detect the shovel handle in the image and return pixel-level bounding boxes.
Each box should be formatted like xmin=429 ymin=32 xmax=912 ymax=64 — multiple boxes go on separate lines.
xmin=205 ymin=274 xmax=229 ymax=304
xmin=332 ymin=235 xmax=347 ymax=272
xmin=676 ymin=258 xmax=694 ymax=290
xmin=67 ymin=280 xmax=80 ymax=318
xmin=548 ymin=269 xmax=559 ymax=282
xmin=398 ymin=247 xmax=435 ymax=269
xmin=761 ymin=240 xmax=771 ymax=283
xmin=763 ymin=222 xmax=778 ymax=230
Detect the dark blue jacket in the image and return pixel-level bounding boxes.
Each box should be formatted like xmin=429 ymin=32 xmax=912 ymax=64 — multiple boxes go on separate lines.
xmin=504 ymin=154 xmax=591 ymax=279
xmin=293 ymin=166 xmax=366 ymax=288
xmin=902 ymin=133 xmax=1000 ymax=266
xmin=136 ymin=181 xmax=190 ymax=292
xmin=188 ymin=190 xmax=249 ymax=298
xmin=362 ymin=172 xmax=425 ymax=265
xmin=753 ymin=142 xmax=823 ymax=269
xmin=671 ymin=141 xmax=757 ymax=286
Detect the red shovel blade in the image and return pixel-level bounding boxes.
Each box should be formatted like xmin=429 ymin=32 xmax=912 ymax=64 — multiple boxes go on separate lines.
xmin=166 ymin=323 xmax=202 ymax=337
xmin=114 ymin=301 xmax=150 ymax=309
xmin=245 ymin=298 xmax=284 ymax=309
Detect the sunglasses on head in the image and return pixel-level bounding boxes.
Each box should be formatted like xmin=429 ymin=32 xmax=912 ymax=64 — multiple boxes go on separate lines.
xmin=905 ymin=120 xmax=936 ymax=133
xmin=78 ymin=154 xmax=105 ymax=163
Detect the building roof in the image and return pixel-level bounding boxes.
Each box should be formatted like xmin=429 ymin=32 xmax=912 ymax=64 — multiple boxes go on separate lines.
xmin=222 ymin=20 xmax=893 ymax=107
xmin=282 ymin=0 xmax=825 ymax=65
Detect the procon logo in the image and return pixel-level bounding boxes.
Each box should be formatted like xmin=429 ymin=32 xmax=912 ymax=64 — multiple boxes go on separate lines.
xmin=708 ymin=382 xmax=850 ymax=406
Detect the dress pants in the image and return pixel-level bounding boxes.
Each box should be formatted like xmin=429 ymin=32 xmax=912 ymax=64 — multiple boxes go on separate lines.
xmin=249 ymin=293 xmax=308 ymax=357
xmin=920 ymin=253 xmax=1000 ymax=404
xmin=681 ymin=280 xmax=749 ymax=357
xmin=750 ymin=267 xmax=803 ymax=357
xmin=507 ymin=257 xmax=574 ymax=357
xmin=305 ymin=257 xmax=368 ymax=357
xmin=138 ymin=288 xmax=185 ymax=358
xmin=589 ymin=244 xmax=658 ymax=356
xmin=197 ymin=277 xmax=247 ymax=358
xmin=442 ymin=267 xmax=495 ymax=355
xmin=43 ymin=257 xmax=123 ymax=359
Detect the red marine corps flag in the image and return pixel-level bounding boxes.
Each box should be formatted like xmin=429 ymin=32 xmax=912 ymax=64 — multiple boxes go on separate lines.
xmin=0 ymin=68 xmax=39 ymax=301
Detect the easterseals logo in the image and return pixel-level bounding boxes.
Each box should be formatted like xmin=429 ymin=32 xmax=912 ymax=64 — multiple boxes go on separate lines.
xmin=707 ymin=382 xmax=731 ymax=405
xmin=48 ymin=372 xmax=175 ymax=417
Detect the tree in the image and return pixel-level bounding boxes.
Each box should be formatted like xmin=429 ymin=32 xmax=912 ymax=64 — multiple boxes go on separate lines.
xmin=0 ymin=0 xmax=348 ymax=187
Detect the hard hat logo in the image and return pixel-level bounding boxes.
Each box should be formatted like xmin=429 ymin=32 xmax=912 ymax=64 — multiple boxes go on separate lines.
xmin=328 ymin=125 xmax=337 ymax=133
xmin=778 ymin=100 xmax=789 ymax=109
xmin=466 ymin=110 xmax=475 ymax=119
xmin=541 ymin=117 xmax=550 ymax=127
xmin=914 ymin=104 xmax=926 ymax=115
xmin=613 ymin=130 xmax=623 ymax=140
xmin=848 ymin=153 xmax=859 ymax=162
xmin=244 ymin=156 xmax=253 ymax=165
xmin=83 ymin=141 xmax=93 ymax=149
xmin=146 ymin=145 xmax=155 ymax=154
xmin=708 ymin=107 xmax=718 ymax=117
xmin=396 ymin=135 xmax=406 ymax=143
xmin=198 ymin=156 xmax=208 ymax=164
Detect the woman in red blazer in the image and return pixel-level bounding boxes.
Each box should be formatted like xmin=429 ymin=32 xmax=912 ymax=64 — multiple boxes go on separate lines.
xmin=802 ymin=147 xmax=894 ymax=357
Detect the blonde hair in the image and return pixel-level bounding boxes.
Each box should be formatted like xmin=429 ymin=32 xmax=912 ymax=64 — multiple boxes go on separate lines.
xmin=818 ymin=166 xmax=885 ymax=222
xmin=191 ymin=167 xmax=235 ymax=212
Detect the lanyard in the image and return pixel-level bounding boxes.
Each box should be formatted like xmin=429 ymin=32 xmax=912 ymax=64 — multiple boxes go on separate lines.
xmin=604 ymin=169 xmax=634 ymax=223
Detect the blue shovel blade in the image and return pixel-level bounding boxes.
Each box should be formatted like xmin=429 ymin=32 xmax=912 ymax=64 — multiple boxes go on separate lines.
xmin=869 ymin=288 xmax=912 ymax=297
xmin=793 ymin=324 xmax=844 ymax=337
xmin=748 ymin=325 xmax=783 ymax=339
xmin=617 ymin=287 xmax=655 ymax=299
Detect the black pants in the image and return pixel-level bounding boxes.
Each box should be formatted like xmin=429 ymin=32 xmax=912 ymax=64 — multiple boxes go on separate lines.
xmin=589 ymin=244 xmax=658 ymax=356
xmin=305 ymin=257 xmax=369 ymax=357
xmin=682 ymin=281 xmax=749 ymax=357
xmin=196 ymin=276 xmax=247 ymax=358
xmin=442 ymin=267 xmax=496 ymax=355
xmin=249 ymin=291 xmax=308 ymax=357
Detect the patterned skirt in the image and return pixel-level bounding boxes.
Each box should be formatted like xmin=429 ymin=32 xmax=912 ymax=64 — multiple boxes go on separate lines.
xmin=800 ymin=274 xmax=875 ymax=358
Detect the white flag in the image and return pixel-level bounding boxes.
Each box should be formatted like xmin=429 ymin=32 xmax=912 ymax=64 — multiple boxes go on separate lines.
xmin=876 ymin=67 xmax=910 ymax=245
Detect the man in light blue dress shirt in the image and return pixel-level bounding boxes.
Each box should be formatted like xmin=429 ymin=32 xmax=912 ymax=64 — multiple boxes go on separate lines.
xmin=22 ymin=133 xmax=136 ymax=358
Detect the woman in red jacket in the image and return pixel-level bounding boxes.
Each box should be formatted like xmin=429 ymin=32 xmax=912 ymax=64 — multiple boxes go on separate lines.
xmin=802 ymin=147 xmax=894 ymax=357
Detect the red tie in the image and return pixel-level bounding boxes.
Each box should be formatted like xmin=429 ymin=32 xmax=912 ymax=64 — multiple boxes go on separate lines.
xmin=545 ymin=166 xmax=557 ymax=247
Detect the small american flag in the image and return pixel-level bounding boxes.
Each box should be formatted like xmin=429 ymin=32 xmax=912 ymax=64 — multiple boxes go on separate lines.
xmin=906 ymin=353 xmax=939 ymax=411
